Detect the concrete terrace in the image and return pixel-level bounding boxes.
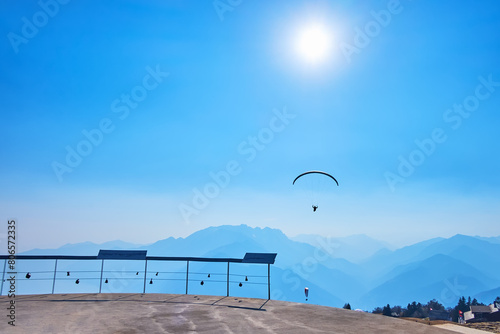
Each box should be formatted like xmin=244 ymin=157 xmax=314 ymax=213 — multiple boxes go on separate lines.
xmin=0 ymin=293 xmax=474 ymax=334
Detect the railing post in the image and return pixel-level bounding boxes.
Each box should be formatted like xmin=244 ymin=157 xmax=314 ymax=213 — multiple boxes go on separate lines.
xmin=185 ymin=261 xmax=189 ymax=294
xmin=226 ymin=262 xmax=230 ymax=297
xmin=51 ymin=259 xmax=58 ymax=294
xmin=99 ymin=259 xmax=104 ymax=293
xmin=0 ymin=259 xmax=6 ymax=296
xmin=143 ymin=259 xmax=148 ymax=294
xmin=267 ymin=263 xmax=271 ymax=300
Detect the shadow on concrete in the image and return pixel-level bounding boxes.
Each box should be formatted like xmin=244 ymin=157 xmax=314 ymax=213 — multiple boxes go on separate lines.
xmin=20 ymin=293 xmax=270 ymax=311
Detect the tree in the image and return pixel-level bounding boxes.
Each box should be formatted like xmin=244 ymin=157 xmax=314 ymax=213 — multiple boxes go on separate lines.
xmin=494 ymin=296 xmax=500 ymax=308
xmin=451 ymin=296 xmax=468 ymax=322
xmin=426 ymin=299 xmax=445 ymax=311
xmin=343 ymin=303 xmax=351 ymax=310
xmin=458 ymin=296 xmax=467 ymax=309
xmin=383 ymin=304 xmax=392 ymax=317
xmin=471 ymin=298 xmax=483 ymax=306
xmin=403 ymin=303 xmax=413 ymax=317
xmin=391 ymin=305 xmax=403 ymax=317
xmin=372 ymin=307 xmax=383 ymax=314
xmin=404 ymin=301 xmax=425 ymax=318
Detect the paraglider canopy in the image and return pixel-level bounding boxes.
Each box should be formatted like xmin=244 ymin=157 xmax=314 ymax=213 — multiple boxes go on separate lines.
xmin=292 ymin=171 xmax=339 ymax=186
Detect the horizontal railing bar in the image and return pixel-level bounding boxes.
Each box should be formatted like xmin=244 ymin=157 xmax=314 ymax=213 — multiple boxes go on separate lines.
xmin=1 ymin=255 xmax=246 ymax=263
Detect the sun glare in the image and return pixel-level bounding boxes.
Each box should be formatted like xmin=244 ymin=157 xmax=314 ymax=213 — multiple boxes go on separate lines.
xmin=295 ymin=24 xmax=332 ymax=65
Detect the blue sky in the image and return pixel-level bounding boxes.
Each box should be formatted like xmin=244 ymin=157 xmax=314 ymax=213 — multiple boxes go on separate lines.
xmin=1 ymin=0 xmax=499 ymax=251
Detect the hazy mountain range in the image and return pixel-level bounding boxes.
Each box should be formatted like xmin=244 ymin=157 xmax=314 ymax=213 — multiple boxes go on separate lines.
xmin=17 ymin=225 xmax=500 ymax=310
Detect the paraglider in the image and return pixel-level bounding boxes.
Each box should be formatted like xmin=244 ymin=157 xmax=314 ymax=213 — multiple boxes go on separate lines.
xmin=304 ymin=287 xmax=309 ymax=301
xmin=293 ymin=171 xmax=339 ymax=211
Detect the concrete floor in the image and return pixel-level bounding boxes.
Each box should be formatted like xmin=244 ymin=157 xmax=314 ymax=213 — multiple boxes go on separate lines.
xmin=434 ymin=324 xmax=492 ymax=334
xmin=0 ymin=293 xmax=463 ymax=333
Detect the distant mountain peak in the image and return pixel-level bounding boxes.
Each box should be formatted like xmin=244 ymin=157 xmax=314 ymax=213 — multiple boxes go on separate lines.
xmin=17 ymin=225 xmax=500 ymax=311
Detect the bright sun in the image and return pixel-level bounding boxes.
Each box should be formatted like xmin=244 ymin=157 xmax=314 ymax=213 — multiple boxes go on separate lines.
xmin=295 ymin=24 xmax=332 ymax=65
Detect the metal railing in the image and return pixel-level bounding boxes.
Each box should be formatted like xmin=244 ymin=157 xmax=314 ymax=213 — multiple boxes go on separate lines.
xmin=0 ymin=251 xmax=277 ymax=299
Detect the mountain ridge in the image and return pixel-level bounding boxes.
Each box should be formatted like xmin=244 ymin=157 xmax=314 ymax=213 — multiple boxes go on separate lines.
xmin=15 ymin=225 xmax=500 ymax=310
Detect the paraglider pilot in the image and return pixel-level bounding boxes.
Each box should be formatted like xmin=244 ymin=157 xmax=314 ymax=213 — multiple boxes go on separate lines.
xmin=312 ymin=205 xmax=318 ymax=212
